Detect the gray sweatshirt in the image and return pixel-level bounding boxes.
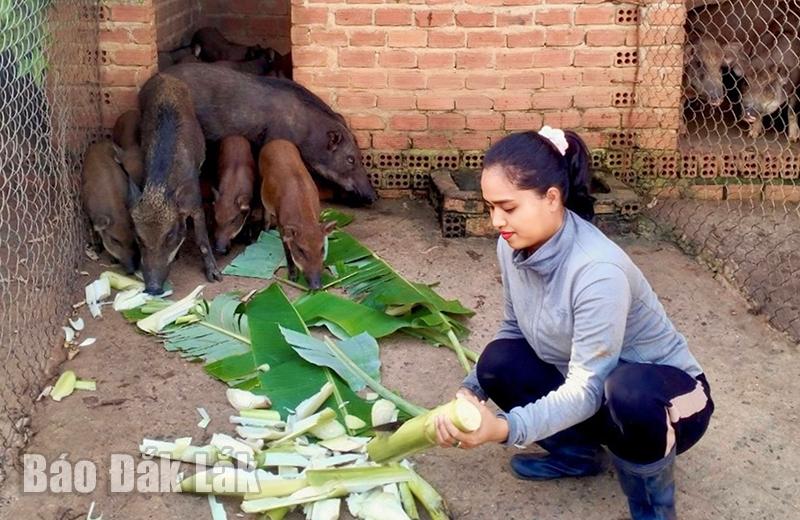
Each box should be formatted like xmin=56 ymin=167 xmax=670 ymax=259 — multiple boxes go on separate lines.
xmin=462 ymin=209 xmax=703 ymax=447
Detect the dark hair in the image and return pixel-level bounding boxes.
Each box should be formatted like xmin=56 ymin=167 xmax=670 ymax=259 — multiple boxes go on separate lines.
xmin=483 ymin=130 xmax=595 ymax=221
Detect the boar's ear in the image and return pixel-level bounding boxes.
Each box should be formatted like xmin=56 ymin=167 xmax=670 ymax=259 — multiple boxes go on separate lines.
xmin=111 ymin=143 xmax=125 ymax=164
xmin=126 ymin=177 xmax=142 ymax=209
xmin=93 ymin=214 xmax=111 ymax=231
xmin=321 ymin=220 xmax=337 ymax=236
xmin=235 ymin=194 xmax=251 ymax=212
xmin=281 ymin=225 xmax=297 ymax=242
xmin=327 ymin=130 xmax=342 ymax=151
xmin=211 ymin=187 xmax=220 ymax=201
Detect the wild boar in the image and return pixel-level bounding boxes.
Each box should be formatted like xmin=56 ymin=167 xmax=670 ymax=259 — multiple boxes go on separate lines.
xmin=111 ymin=109 xmax=144 ymax=187
xmin=213 ymin=136 xmax=256 ymax=255
xmin=259 ymin=139 xmax=335 ymax=290
xmin=132 ymin=73 xmax=221 ymax=294
xmin=164 ymin=63 xmax=377 ymax=204
xmin=190 ymin=27 xmax=264 ymax=63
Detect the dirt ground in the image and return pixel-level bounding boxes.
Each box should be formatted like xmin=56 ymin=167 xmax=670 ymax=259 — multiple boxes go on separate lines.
xmin=1 ymin=198 xmax=799 ymax=520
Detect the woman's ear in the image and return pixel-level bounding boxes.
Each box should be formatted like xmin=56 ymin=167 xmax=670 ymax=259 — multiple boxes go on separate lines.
xmin=545 ymin=186 xmax=561 ymax=208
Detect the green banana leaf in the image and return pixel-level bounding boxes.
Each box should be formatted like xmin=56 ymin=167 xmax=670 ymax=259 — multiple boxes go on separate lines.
xmin=294 ymin=292 xmax=412 ymax=339
xmin=222 ymin=230 xmax=286 ymax=279
xmin=320 ymin=208 xmax=354 ymax=228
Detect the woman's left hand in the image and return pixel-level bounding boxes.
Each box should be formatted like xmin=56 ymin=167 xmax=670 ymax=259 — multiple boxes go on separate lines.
xmin=434 ymin=393 xmax=509 ymax=450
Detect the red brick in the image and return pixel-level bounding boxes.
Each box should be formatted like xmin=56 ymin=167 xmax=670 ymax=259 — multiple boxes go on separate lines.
xmin=110 ymin=5 xmax=151 ymax=23
xmin=100 ymin=66 xmax=139 ymax=87
xmin=292 ymin=6 xmax=328 ymax=24
xmin=466 ymin=73 xmax=503 ymax=89
xmin=456 ymin=95 xmax=494 ymax=110
xmin=505 ymin=72 xmax=544 ymax=90
xmin=573 ymin=49 xmax=615 ymax=67
xmin=456 ymin=51 xmax=494 ymax=69
xmin=582 ymin=109 xmax=621 ymax=128
xmin=348 ymin=114 xmax=385 ymax=130
xmin=339 ymin=48 xmax=376 ymax=68
xmin=467 ymin=32 xmax=507 ymax=48
xmin=291 ymin=27 xmax=311 ymax=46
xmin=496 ymin=51 xmax=534 ymax=69
xmin=494 ymin=94 xmax=531 ymax=111
xmin=646 ymin=6 xmax=684 ymax=26
xmin=417 ymin=95 xmax=455 ymax=110
xmin=428 ymin=73 xmax=465 ymax=89
xmin=292 ymin=70 xmax=314 ymax=88
xmin=545 ymin=28 xmax=585 ymax=46
xmin=388 ymin=30 xmax=428 ymax=48
xmin=390 ymin=114 xmax=428 ymax=131
xmin=112 ymin=47 xmax=154 ymax=67
xmin=349 ymin=70 xmax=388 ymax=88
xmin=497 ymin=13 xmax=533 ymax=26
xmin=378 ymin=95 xmax=416 ymax=110
xmin=465 ymin=0 xmax=506 ymax=5
xmin=539 ymin=69 xmax=581 ymax=89
xmin=502 ymin=0 xmax=544 ymax=4
xmin=429 ymin=31 xmax=466 ymax=48
xmin=294 ymin=48 xmax=329 ymax=67
xmin=337 ymin=93 xmax=377 ymax=109
xmin=575 ymin=5 xmax=616 ymax=25
xmin=311 ymin=30 xmax=348 ymax=46
xmin=531 ymin=48 xmax=572 ymax=67
xmin=372 ymin=132 xmax=411 ymax=150
xmin=429 ymin=113 xmax=466 ymax=130
xmin=535 ymin=8 xmax=572 ymax=25
xmin=543 ymin=110 xmax=582 ymax=128
xmin=352 ymin=130 xmax=372 ymax=150
xmin=573 ymin=90 xmax=612 ymax=108
xmin=388 ymin=71 xmax=426 ymax=89
xmin=100 ymin=27 xmax=153 ymax=46
xmin=532 ymin=92 xmax=573 ymax=109
xmin=467 ymin=113 xmax=503 ymax=130
xmin=349 ymin=30 xmax=386 ymax=46
xmin=455 ymin=11 xmax=495 ymax=27
xmin=335 ymin=8 xmax=373 ymax=25
xmin=418 ymin=51 xmax=455 ymax=69
xmin=504 ymin=112 xmax=544 ymax=130
xmin=507 ymin=30 xmax=546 ymax=48
xmin=586 ymin=29 xmax=631 ymax=47
xmin=452 ymin=134 xmax=491 ymax=150
xmin=375 ymin=8 xmax=412 ymax=26
xmin=379 ymin=50 xmax=417 ymax=68
xmin=315 ymin=71 xmax=350 ymax=87
xmin=415 ymin=10 xmax=454 ymax=27
xmin=412 ymin=134 xmax=450 ymax=149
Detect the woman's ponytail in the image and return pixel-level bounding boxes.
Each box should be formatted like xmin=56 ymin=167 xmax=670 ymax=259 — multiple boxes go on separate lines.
xmin=562 ymin=131 xmax=595 ymax=222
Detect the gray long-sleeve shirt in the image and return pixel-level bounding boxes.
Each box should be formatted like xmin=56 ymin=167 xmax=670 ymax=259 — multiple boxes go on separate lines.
xmin=462 ymin=209 xmax=703 ymax=447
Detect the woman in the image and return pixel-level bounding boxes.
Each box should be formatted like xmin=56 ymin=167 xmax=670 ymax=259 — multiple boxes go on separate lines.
xmin=435 ymin=128 xmax=714 ymax=520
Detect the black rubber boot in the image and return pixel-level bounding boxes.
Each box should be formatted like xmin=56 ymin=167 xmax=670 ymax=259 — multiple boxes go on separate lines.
xmin=510 ymin=430 xmax=605 ymax=481
xmin=611 ymin=449 xmax=677 ymax=520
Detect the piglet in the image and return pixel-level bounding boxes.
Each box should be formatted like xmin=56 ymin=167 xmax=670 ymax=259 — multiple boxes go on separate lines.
xmin=111 ymin=109 xmax=144 ymax=187
xmin=258 ymin=139 xmax=335 ymax=290
xmin=213 ymin=135 xmax=255 ymax=255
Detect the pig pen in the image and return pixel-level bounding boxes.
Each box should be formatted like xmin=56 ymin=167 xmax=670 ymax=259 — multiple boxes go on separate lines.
xmin=2 ymin=198 xmax=800 ymax=520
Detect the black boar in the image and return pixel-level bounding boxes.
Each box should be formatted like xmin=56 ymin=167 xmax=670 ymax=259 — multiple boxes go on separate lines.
xmin=191 ymin=27 xmax=264 ymax=63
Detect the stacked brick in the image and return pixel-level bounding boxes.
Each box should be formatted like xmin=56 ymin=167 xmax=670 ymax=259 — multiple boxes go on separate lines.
xmin=202 ymin=0 xmax=292 ymax=54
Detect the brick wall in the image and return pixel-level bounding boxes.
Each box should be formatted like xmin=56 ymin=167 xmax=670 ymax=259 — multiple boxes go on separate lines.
xmin=202 ymin=0 xmax=292 ymax=55
xmin=155 ymin=0 xmax=202 ymax=51
xmin=291 ymin=0 xmax=686 ymax=153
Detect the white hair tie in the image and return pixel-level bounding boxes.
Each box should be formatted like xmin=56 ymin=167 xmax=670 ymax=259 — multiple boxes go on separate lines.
xmin=538 ymin=125 xmax=569 ymax=156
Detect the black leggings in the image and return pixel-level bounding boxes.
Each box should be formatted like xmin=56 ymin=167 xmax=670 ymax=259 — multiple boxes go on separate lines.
xmin=477 ymin=338 xmax=715 ymax=464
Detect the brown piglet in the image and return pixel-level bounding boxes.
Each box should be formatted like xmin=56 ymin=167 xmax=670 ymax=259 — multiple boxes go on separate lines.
xmin=213 ymin=135 xmax=255 ymax=255
xmin=259 ymin=139 xmax=335 ymax=290
xmin=111 ymin=109 xmax=144 ymax=187
xmin=81 ymin=140 xmax=139 ymax=273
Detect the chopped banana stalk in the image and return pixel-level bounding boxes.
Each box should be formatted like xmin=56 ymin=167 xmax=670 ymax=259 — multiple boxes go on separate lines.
xmin=85 ymin=277 xmax=111 ymax=318
xmin=50 ymin=371 xmax=77 ymax=401
xmin=139 ymin=438 xmax=220 ymax=465
xmin=242 ymin=485 xmax=334 ymax=514
xmin=211 ymin=433 xmax=257 ymax=469
xmin=242 ymin=475 xmax=309 ymax=501
xmin=74 ymin=379 xmax=96 ymax=391
xmin=137 ymin=285 xmax=204 ymax=334
xmin=197 ymin=407 xmax=211 ymax=429
xmin=295 ymin=382 xmax=334 ymax=420
xmin=113 ymin=288 xmax=151 ymax=311
xmin=304 ymin=464 xmax=411 ymax=494
xmin=62 ymin=326 xmax=75 ymax=343
xmin=309 ymin=454 xmax=364 ymax=469
xmin=236 ymin=426 xmax=285 ymax=441
xmin=180 ymin=467 xmax=272 ymax=496
xmin=68 ymin=317 xmax=85 ymax=331
xmin=240 ymin=409 xmax=282 ymax=421
xmin=264 ymin=508 xmax=290 ymax=520
xmin=351 ymin=490 xmax=410 ymax=520
xmin=310 ymin=420 xmax=346 ymax=441
xmin=78 ymin=337 xmax=96 ymax=347
xmin=260 ymin=453 xmax=311 ymax=468
xmin=230 ymin=416 xmax=286 ymax=429
xmin=398 ymin=482 xmax=420 ymax=520
xmin=293 ymin=443 xmax=330 ymax=459
xmin=365 ymin=393 xmax=379 ymax=401
xmin=240 ymin=438 xmax=265 ymax=452
xmin=367 ymin=397 xmax=481 ymax=463
xmin=227 ymin=389 xmax=271 ymax=410
xmin=344 ymin=415 xmax=367 ymax=430
xmin=370 ymin=400 xmax=397 ymax=427
xmin=305 ymin=498 xmax=341 ymax=520
xmin=271 ymin=408 xmax=336 ymax=446
xmin=318 ymin=436 xmax=370 ymax=453
xmin=208 ymin=494 xmax=227 ymax=520
xmin=278 ymin=466 xmax=300 ymax=477
xmin=404 ymin=464 xmax=451 ymax=520
xmin=100 ymin=271 xmax=145 ymax=291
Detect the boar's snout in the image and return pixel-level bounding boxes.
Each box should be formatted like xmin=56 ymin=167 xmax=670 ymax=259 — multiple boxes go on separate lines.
xmin=353 ymin=177 xmax=378 ymax=204
xmin=307 ymin=271 xmax=323 ymax=291
xmin=214 ymin=239 xmax=230 ymax=256
xmin=743 ymin=107 xmax=760 ymax=123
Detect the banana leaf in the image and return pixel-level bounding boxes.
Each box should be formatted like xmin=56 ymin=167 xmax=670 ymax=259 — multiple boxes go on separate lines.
xmin=320 ymin=208 xmax=354 ymax=228
xmin=222 ymin=230 xmax=286 ymax=279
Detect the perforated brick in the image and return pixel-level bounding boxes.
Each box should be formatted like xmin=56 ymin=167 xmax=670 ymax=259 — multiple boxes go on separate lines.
xmin=616 ymin=7 xmax=638 ymax=24
xmin=613 ymin=91 xmax=636 ymax=107
xmin=608 ymin=131 xmax=637 ymax=149
xmin=699 ymin=154 xmax=719 ymax=179
xmin=737 ymin=151 xmax=760 ymax=179
xmin=591 ymin=150 xmax=606 ymax=171
xmin=374 ymin=152 xmax=402 ymax=170
xmin=433 ymin=152 xmax=459 ymax=170
xmin=362 ymin=152 xmax=374 ymax=170
xmin=721 ymin=154 xmax=737 ymax=178
xmin=404 ymin=151 xmax=432 ymax=171
xmin=760 ymin=154 xmax=782 ymax=180
xmin=462 ymin=151 xmax=485 ymax=170
xmin=383 ymin=171 xmax=411 ymax=189
xmin=681 ymin=153 xmax=699 ymax=178
xmin=615 ymin=51 xmax=638 ymax=67
xmin=605 ymin=150 xmax=632 ymax=170
xmin=442 ymin=212 xmax=466 ymax=238
xmin=367 ymin=170 xmax=381 ymax=189
xmin=613 ymin=170 xmax=636 ymax=184
xmin=412 ymin=171 xmax=430 ymax=190
xmin=658 ymin=153 xmax=679 ymax=178
xmin=620 ymin=201 xmax=641 ymax=216
xmin=783 ymin=154 xmax=800 ymax=179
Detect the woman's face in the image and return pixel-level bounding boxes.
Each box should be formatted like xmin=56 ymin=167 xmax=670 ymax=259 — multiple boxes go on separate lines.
xmin=481 ymin=165 xmax=564 ymax=251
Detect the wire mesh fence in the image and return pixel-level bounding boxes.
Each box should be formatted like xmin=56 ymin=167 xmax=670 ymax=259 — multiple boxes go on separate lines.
xmin=0 ymin=0 xmax=101 ymax=486
xmin=593 ymin=0 xmax=800 ymax=344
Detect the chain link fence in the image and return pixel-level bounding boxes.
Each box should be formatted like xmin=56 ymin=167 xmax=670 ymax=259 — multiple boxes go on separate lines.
xmin=0 ymin=0 xmax=101 ymax=487
xmin=595 ymin=0 xmax=800 ymax=343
